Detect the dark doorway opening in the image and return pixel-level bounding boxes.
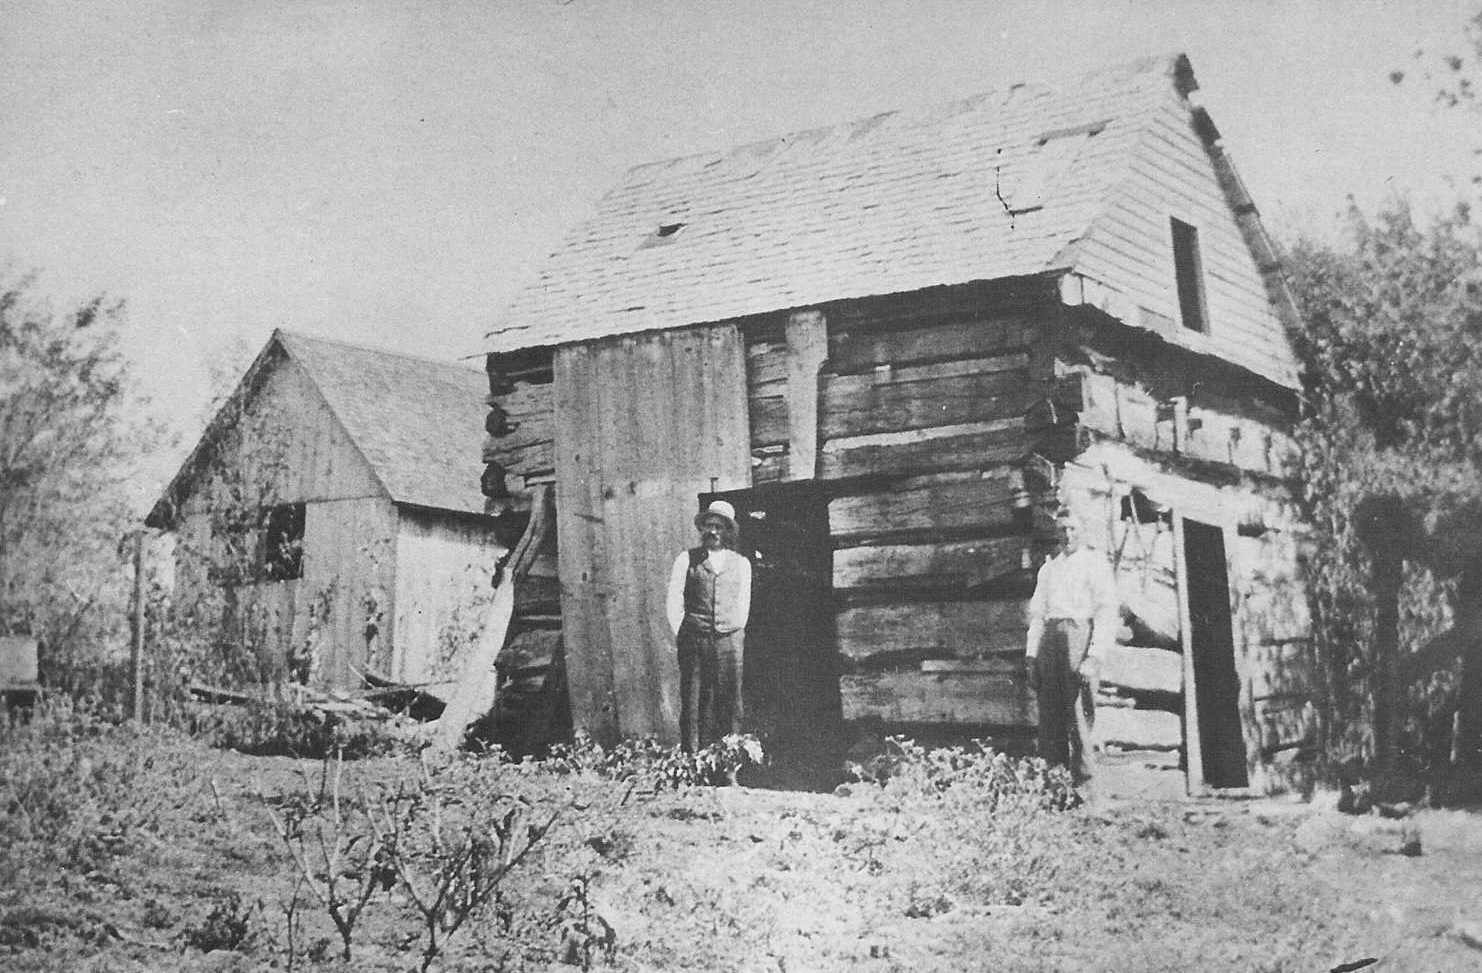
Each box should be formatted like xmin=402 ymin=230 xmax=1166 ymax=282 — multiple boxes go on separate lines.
xmin=1181 ymin=520 xmax=1249 ymax=789
xmin=702 ymin=483 xmax=843 ymax=789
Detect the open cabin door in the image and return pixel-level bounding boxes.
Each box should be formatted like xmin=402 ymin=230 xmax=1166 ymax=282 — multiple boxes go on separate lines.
xmin=702 ymin=483 xmax=843 ymax=782
xmin=1177 ymin=517 xmax=1249 ymax=791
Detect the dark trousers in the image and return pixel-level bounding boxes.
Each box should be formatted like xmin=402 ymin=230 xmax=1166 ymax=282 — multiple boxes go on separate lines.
xmin=677 ymin=623 xmax=744 ymax=753
xmin=1035 ymin=619 xmax=1097 ymax=783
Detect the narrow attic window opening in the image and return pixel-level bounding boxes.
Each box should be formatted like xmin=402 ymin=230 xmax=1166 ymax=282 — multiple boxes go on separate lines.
xmin=638 ymin=221 xmax=687 ymax=250
xmin=1171 ymin=217 xmax=1209 ymax=333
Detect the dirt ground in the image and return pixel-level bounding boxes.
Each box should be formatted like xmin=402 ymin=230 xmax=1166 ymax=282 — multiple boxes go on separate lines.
xmin=5 ymin=736 xmax=1482 ymax=973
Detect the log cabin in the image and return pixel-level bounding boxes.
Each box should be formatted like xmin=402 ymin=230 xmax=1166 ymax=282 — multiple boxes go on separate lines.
xmin=148 ymin=330 xmax=532 ymax=701
xmin=481 ymin=54 xmax=1317 ymax=794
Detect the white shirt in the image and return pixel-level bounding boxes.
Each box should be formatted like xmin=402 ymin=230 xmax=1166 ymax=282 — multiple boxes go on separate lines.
xmin=1025 ymin=546 xmax=1120 ymax=662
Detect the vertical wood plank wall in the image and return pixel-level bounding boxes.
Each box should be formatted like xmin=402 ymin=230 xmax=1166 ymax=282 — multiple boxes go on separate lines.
xmin=554 ymin=326 xmax=752 ymax=744
xmin=172 ymin=357 xmax=397 ymax=690
xmin=391 ymin=508 xmax=507 ymax=684
xmin=302 ymin=497 xmax=399 ymax=688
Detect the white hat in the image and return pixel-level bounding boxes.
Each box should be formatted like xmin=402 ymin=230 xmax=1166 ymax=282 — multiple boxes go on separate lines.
xmin=694 ymin=499 xmax=738 ymax=532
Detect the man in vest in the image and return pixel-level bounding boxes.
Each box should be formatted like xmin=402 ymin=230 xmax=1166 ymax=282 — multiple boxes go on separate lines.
xmin=1025 ymin=507 xmax=1119 ymax=787
xmin=666 ymin=499 xmax=753 ymax=753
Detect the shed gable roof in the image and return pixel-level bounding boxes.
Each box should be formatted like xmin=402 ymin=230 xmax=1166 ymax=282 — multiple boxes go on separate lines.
xmin=488 ymin=54 xmax=1298 ymax=389
xmin=149 ymin=330 xmax=490 ymax=525
xmin=275 ymin=332 xmax=491 ymax=515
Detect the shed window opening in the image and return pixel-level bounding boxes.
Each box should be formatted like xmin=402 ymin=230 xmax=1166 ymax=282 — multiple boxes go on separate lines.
xmin=262 ymin=502 xmax=305 ymax=581
xmin=1171 ymin=217 xmax=1208 ymax=333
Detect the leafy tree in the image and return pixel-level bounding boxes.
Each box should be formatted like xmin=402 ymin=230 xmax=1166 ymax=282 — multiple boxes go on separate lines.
xmin=0 ymin=271 xmax=163 ymax=693
xmin=1285 ymin=198 xmax=1482 ymax=795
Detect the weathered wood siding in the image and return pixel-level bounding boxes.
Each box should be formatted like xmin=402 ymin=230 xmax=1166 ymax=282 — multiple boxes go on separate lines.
xmin=299 ymin=497 xmax=400 ymax=688
xmin=390 ymin=507 xmax=507 ymax=685
xmin=777 ymin=296 xmax=1050 ymax=729
xmin=554 ymin=326 xmax=752 ymax=744
xmin=172 ymin=496 xmax=399 ymax=689
xmin=1057 ymin=440 xmax=1314 ymax=793
xmin=166 ymin=354 xmax=397 ymax=689
xmin=177 ymin=354 xmax=384 ymax=517
xmin=1069 ymin=86 xmax=1295 ymax=388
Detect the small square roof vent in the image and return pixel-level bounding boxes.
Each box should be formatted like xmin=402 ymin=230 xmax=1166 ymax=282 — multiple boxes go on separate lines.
xmin=638 ymin=221 xmax=688 ymax=250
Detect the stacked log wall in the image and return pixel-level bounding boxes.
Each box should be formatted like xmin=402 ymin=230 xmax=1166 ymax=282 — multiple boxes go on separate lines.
xmin=481 ymin=351 xmax=565 ymax=751
xmin=482 ymin=349 xmax=556 ymax=517
xmin=765 ymin=295 xmax=1052 ymax=730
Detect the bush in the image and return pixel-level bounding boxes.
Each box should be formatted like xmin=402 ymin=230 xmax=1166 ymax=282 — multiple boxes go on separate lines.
xmin=180 ymin=697 xmax=413 ymax=760
xmin=848 ymin=736 xmax=1081 ymax=812
xmin=539 ymin=731 xmax=764 ymax=788
xmin=840 ymin=738 xmax=1079 ymax=910
xmin=0 ymin=698 xmax=206 ymax=873
xmin=261 ymin=752 xmax=559 ymax=969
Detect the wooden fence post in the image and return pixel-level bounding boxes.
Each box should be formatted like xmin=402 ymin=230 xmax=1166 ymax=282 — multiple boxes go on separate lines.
xmin=130 ymin=529 xmax=146 ymax=722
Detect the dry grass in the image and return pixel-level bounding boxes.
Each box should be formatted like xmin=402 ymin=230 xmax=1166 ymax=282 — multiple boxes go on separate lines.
xmin=4 ymin=706 xmax=1482 ymax=971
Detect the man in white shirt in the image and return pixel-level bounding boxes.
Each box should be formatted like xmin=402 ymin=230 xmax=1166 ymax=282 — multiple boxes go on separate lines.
xmin=666 ymin=500 xmax=752 ymax=753
xmin=1025 ymin=508 xmax=1119 ymax=785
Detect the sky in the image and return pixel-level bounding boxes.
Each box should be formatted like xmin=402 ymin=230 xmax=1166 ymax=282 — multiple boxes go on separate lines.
xmin=3 ymin=0 xmax=1480 ymax=498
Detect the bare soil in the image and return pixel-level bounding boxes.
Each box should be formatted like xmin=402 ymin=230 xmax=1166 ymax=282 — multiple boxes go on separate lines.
xmin=4 ymin=738 xmax=1482 ymax=972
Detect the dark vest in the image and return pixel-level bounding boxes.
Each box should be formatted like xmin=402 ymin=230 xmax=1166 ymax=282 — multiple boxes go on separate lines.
xmin=681 ymin=547 xmax=747 ymax=634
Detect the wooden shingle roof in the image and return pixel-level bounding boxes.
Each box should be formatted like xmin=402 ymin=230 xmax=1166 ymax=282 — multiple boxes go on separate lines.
xmin=149 ymin=330 xmax=490 ymax=526
xmin=274 ymin=331 xmax=490 ymax=515
xmin=489 ymin=56 xmax=1177 ymax=351
xmin=488 ymin=54 xmax=1299 ymax=389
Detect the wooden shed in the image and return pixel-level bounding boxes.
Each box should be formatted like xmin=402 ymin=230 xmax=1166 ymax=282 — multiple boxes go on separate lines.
xmin=481 ymin=55 xmax=1316 ymax=793
xmin=149 ymin=330 xmax=521 ymax=694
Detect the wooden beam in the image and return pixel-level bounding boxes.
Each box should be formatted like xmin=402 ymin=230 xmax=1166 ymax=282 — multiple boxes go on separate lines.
xmin=749 ymin=395 xmax=788 ymax=447
xmin=833 ymin=536 xmax=1027 ymax=592
xmin=821 ymin=365 xmax=1034 ymax=440
xmin=819 ymin=419 xmax=1029 ymax=480
xmin=841 ymin=669 xmax=1031 ymax=727
xmin=829 ymin=470 xmax=1019 ymax=541
xmin=1101 ymin=644 xmax=1183 ymax=696
xmin=1097 ymin=708 xmax=1183 ymax=751
xmin=827 ymin=316 xmax=1035 ymax=374
xmin=836 ymin=598 xmax=1027 ymax=663
xmin=785 ymin=310 xmax=828 ymax=480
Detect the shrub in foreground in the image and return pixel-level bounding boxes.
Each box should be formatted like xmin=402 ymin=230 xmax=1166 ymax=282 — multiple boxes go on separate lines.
xmin=0 ymin=698 xmax=208 ymax=875
xmin=539 ymin=730 xmax=765 ymax=788
xmin=849 ymin=735 xmax=1081 ymax=811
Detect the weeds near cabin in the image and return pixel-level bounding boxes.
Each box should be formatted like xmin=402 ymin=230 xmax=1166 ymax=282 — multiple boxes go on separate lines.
xmin=547 ymin=873 xmax=617 ymax=970
xmin=262 ymin=752 xmax=559 ymax=970
xmin=367 ymin=766 xmax=559 ymax=972
xmin=182 ymin=890 xmax=260 ymax=952
xmin=0 ymin=698 xmax=206 ymax=874
xmin=185 ymin=694 xmax=413 ymax=759
xmin=542 ymin=730 xmax=764 ymax=789
xmin=261 ymin=757 xmax=391 ymax=962
xmin=849 ymin=735 xmax=1080 ymax=811
xmin=841 ymin=737 xmax=1080 ymax=908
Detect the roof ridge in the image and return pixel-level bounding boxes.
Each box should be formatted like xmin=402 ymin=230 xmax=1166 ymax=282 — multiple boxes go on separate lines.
xmin=620 ymin=53 xmax=1187 ymax=180
xmin=274 ymin=327 xmax=483 ymax=375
